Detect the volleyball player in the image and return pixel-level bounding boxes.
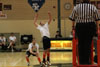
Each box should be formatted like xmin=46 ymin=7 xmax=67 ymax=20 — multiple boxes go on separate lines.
xmin=33 ymin=12 xmax=52 ymax=66
xmin=26 ymin=38 xmax=42 ymax=66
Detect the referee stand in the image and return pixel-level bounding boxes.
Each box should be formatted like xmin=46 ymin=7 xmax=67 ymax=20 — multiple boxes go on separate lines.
xmin=72 ymin=25 xmax=100 ymax=67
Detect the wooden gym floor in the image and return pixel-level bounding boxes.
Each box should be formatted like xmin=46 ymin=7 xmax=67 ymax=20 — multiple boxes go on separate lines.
xmin=0 ymin=52 xmax=72 ymax=67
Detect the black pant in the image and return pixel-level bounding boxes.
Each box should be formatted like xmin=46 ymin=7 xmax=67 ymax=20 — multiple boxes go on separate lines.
xmin=43 ymin=36 xmax=51 ymax=50
xmin=0 ymin=44 xmax=7 ymax=50
xmin=93 ymin=38 xmax=97 ymax=55
xmin=26 ymin=51 xmax=36 ymax=57
xmin=75 ymin=22 xmax=96 ymax=64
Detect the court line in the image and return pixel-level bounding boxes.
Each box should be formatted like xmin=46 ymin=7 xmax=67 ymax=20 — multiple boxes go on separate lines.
xmin=12 ymin=57 xmax=23 ymax=66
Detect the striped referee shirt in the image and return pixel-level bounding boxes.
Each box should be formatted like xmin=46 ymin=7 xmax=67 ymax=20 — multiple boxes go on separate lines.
xmin=69 ymin=3 xmax=100 ymax=23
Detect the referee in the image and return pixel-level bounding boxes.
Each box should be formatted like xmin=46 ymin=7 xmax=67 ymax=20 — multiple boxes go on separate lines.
xmin=69 ymin=0 xmax=100 ymax=64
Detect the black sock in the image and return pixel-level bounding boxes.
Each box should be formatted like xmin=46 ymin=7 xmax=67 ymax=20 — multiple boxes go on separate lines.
xmin=47 ymin=57 xmax=50 ymax=62
xmin=43 ymin=59 xmax=46 ymax=63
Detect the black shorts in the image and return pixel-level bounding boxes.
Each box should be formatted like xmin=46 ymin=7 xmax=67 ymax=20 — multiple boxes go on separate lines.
xmin=26 ymin=51 xmax=36 ymax=57
xmin=43 ymin=36 xmax=51 ymax=50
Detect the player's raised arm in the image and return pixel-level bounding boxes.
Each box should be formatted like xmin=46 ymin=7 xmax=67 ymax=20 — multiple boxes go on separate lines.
xmin=33 ymin=14 xmax=39 ymax=27
xmin=48 ymin=12 xmax=52 ymax=24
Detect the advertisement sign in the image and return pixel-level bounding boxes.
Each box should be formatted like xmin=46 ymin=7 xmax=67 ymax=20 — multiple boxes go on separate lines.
xmin=51 ymin=40 xmax=72 ymax=50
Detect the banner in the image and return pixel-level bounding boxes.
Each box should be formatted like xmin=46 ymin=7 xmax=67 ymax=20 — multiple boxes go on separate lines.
xmin=28 ymin=0 xmax=45 ymax=12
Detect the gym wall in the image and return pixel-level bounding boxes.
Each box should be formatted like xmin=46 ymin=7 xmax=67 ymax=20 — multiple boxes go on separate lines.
xmin=0 ymin=0 xmax=74 ymax=48
xmin=1 ymin=0 xmax=98 ymax=48
xmin=0 ymin=20 xmax=58 ymax=48
xmin=0 ymin=0 xmax=74 ymax=20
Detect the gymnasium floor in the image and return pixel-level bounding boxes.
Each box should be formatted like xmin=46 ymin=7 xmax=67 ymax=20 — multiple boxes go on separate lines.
xmin=0 ymin=52 xmax=72 ymax=67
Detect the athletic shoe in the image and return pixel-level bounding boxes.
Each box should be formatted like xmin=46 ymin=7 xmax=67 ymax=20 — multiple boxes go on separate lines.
xmin=27 ymin=63 xmax=30 ymax=66
xmin=47 ymin=61 xmax=51 ymax=66
xmin=42 ymin=62 xmax=47 ymax=67
xmin=40 ymin=62 xmax=43 ymax=67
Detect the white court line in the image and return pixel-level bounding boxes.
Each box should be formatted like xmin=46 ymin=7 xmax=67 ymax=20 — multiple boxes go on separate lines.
xmin=12 ymin=57 xmax=23 ymax=66
xmin=0 ymin=58 xmax=6 ymax=67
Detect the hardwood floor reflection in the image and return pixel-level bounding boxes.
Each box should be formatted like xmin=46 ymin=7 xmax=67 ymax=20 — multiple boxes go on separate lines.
xmin=0 ymin=52 xmax=72 ymax=67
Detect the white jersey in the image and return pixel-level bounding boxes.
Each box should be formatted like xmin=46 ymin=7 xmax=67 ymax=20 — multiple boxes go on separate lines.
xmin=9 ymin=36 xmax=16 ymax=42
xmin=27 ymin=43 xmax=39 ymax=51
xmin=37 ymin=22 xmax=50 ymax=38
xmin=0 ymin=37 xmax=6 ymax=42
